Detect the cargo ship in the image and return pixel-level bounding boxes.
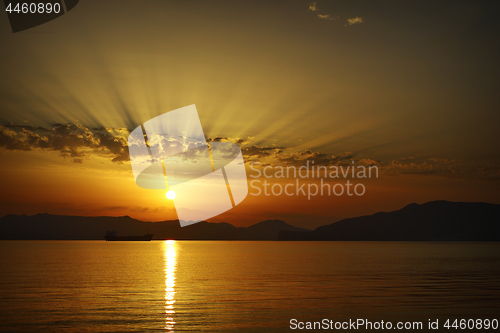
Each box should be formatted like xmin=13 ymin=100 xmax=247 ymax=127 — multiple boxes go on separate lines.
xmin=104 ymin=230 xmax=154 ymax=241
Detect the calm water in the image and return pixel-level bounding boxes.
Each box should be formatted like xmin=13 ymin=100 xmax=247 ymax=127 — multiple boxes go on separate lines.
xmin=0 ymin=241 xmax=499 ymax=332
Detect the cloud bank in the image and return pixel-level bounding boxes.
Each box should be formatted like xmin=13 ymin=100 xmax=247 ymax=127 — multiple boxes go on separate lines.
xmin=0 ymin=123 xmax=129 ymax=163
xmin=0 ymin=123 xmax=497 ymax=181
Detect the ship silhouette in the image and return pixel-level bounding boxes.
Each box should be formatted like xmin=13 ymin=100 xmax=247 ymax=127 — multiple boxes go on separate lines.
xmin=104 ymin=230 xmax=154 ymax=241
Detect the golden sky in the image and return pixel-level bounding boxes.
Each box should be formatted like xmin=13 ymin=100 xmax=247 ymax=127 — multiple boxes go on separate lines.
xmin=0 ymin=1 xmax=499 ymax=228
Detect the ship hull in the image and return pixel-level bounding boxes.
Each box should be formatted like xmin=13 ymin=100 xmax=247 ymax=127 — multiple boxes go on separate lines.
xmin=104 ymin=234 xmax=154 ymax=241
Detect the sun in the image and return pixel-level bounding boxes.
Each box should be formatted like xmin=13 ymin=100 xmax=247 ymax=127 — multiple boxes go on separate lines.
xmin=166 ymin=190 xmax=176 ymax=200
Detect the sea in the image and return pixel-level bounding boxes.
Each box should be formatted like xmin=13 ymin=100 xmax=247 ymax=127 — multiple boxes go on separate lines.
xmin=0 ymin=241 xmax=499 ymax=332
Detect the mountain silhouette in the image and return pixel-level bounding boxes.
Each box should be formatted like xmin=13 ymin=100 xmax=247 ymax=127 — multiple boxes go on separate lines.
xmin=1 ymin=201 xmax=498 ymax=241
xmin=0 ymin=214 xmax=307 ymax=240
xmin=278 ymin=201 xmax=500 ymax=241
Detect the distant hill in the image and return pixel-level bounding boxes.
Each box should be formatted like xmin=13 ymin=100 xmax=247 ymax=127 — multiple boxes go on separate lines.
xmin=278 ymin=201 xmax=500 ymax=241
xmin=0 ymin=214 xmax=308 ymax=240
xmin=1 ymin=201 xmax=499 ymax=241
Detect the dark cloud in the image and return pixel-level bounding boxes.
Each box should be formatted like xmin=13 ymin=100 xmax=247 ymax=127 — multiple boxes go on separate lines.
xmin=241 ymin=145 xmax=286 ymax=159
xmin=207 ymin=137 xmax=247 ymax=145
xmin=242 ymin=146 xmax=368 ymax=168
xmin=1 ymin=125 xmax=497 ymax=181
xmin=0 ymin=123 xmax=129 ymax=163
xmin=384 ymin=158 xmax=500 ymax=181
xmin=239 ymin=143 xmax=497 ymax=181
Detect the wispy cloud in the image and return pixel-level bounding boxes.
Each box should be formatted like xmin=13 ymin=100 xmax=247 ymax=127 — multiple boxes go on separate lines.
xmin=307 ymin=2 xmax=341 ymax=22
xmin=384 ymin=157 xmax=500 ymax=181
xmin=317 ymin=14 xmax=338 ymax=21
xmin=346 ymin=16 xmax=363 ymax=25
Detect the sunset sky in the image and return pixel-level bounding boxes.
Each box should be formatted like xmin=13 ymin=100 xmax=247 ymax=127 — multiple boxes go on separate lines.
xmin=0 ymin=0 xmax=499 ymax=228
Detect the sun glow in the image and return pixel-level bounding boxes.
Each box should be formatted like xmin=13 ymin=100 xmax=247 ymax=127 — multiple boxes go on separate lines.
xmin=163 ymin=240 xmax=177 ymax=331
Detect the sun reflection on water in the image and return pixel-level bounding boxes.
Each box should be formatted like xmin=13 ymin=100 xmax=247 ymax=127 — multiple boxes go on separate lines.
xmin=163 ymin=240 xmax=177 ymax=332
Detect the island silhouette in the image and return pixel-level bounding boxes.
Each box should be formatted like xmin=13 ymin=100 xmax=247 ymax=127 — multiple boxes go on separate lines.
xmin=1 ymin=201 xmax=498 ymax=241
